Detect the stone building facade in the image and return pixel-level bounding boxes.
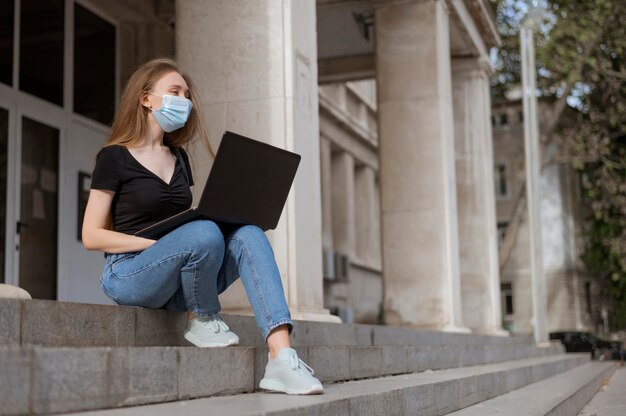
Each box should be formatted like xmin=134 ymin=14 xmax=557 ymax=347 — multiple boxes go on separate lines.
xmin=492 ymin=99 xmax=603 ymax=334
xmin=2 ymin=0 xmax=513 ymax=336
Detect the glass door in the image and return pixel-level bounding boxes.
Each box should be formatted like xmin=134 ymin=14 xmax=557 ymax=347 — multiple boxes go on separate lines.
xmin=17 ymin=115 xmax=59 ymax=299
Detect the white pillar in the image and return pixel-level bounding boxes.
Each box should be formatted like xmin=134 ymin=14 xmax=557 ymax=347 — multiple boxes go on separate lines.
xmin=374 ymin=0 xmax=468 ymax=331
xmin=520 ymin=27 xmax=548 ymax=344
xmin=452 ymin=57 xmax=506 ymax=335
xmin=331 ymin=151 xmax=356 ymax=257
xmin=354 ymin=165 xmax=379 ymax=266
xmin=176 ymin=0 xmax=339 ymax=323
xmin=320 ymin=137 xmax=334 ymax=250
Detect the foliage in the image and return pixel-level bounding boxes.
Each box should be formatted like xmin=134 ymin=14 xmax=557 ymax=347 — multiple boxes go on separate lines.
xmin=492 ymin=0 xmax=626 ymax=330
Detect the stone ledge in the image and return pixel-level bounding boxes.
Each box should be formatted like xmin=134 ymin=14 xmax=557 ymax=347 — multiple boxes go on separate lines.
xmin=52 ymin=354 xmax=592 ymax=416
xmin=0 ymin=345 xmax=255 ymax=416
xmin=449 ymin=361 xmax=617 ymax=415
xmin=0 ymin=341 xmax=574 ymax=416
xmin=1 ymin=299 xmax=542 ymax=349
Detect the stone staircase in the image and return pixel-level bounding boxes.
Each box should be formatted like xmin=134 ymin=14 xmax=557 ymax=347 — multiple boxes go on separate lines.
xmin=0 ymin=298 xmax=617 ymax=416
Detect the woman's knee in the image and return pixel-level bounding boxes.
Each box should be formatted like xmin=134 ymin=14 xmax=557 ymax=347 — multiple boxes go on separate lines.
xmin=179 ymin=220 xmax=225 ymax=254
xmin=230 ymin=224 xmax=266 ymax=244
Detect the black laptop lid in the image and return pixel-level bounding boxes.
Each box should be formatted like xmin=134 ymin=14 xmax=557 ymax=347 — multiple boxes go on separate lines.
xmin=197 ymin=131 xmax=301 ymax=231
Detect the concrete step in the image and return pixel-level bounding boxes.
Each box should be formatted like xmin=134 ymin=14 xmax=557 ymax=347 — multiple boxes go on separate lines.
xmin=448 ymin=361 xmax=617 ymax=416
xmin=53 ymin=354 xmax=591 ymax=416
xmin=579 ymin=365 xmax=626 ymax=416
xmin=1 ymin=345 xmax=255 ymax=416
xmin=1 ymin=298 xmax=541 ymax=349
xmin=0 ymin=343 xmax=573 ymax=416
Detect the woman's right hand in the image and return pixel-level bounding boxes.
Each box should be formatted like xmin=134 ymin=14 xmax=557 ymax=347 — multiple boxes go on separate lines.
xmin=82 ymin=189 xmax=158 ymax=254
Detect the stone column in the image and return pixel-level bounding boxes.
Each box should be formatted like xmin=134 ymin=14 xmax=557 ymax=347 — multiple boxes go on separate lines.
xmin=452 ymin=57 xmax=506 ymax=335
xmin=331 ymin=151 xmax=356 ymax=258
xmin=354 ymin=165 xmax=380 ymax=268
xmin=176 ymin=0 xmax=339 ymax=323
xmin=320 ymin=137 xmax=334 ymax=250
xmin=374 ymin=0 xmax=468 ymax=331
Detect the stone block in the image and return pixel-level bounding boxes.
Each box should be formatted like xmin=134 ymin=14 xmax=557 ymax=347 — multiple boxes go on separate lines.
xmin=349 ymin=388 xmax=404 ymax=416
xmin=307 ymin=346 xmax=350 ymax=383
xmin=491 ymin=369 xmax=508 ymax=396
xmin=32 ymin=347 xmax=110 ymax=414
xmin=220 ymin=314 xmax=266 ymax=346
xmin=506 ymin=366 xmax=532 ymax=392
xmin=382 ymin=345 xmax=408 ymax=375
xmin=290 ymin=320 xmax=355 ymax=347
xmin=436 ymin=345 xmax=460 ymax=369
xmin=404 ymin=383 xmax=437 ymax=414
xmin=433 ymin=379 xmax=461 ymax=414
xmin=476 ymin=372 xmax=496 ymax=402
xmin=483 ymin=345 xmax=500 ymax=363
xmin=459 ymin=375 xmax=479 ymax=408
xmin=460 ymin=346 xmax=484 ymax=367
xmin=108 ymin=347 xmax=178 ymax=406
xmin=354 ymin=324 xmax=373 ymax=346
xmin=135 ymin=308 xmax=187 ymax=346
xmin=532 ymin=360 xmax=553 ymax=381
xmin=178 ymin=346 xmax=254 ymax=399
xmin=0 ymin=347 xmax=31 ymax=415
xmin=0 ymin=299 xmax=21 ymax=346
xmin=350 ymin=346 xmax=383 ymax=379
xmin=270 ymin=400 xmax=350 ymax=416
xmin=372 ymin=325 xmax=415 ymax=346
xmin=406 ymin=346 xmax=432 ymax=372
xmin=22 ymin=300 xmax=134 ymax=347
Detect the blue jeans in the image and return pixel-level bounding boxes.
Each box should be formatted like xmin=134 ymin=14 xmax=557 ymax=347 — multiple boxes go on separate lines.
xmin=100 ymin=220 xmax=293 ymax=342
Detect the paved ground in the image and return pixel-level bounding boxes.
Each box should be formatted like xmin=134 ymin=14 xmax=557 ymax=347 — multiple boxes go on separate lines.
xmin=579 ymin=365 xmax=626 ymax=416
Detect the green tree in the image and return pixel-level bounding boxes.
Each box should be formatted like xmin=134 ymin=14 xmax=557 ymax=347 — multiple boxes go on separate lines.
xmin=492 ymin=0 xmax=626 ymax=329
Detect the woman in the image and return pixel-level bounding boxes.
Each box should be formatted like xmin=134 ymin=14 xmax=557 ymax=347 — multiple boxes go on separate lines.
xmin=82 ymin=58 xmax=323 ymax=395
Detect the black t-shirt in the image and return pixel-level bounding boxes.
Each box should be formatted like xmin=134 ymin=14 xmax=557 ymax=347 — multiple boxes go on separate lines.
xmin=90 ymin=144 xmax=194 ymax=235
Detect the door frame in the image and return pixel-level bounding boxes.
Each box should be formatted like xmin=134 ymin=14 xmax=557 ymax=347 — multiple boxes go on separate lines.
xmin=0 ymin=93 xmax=16 ymax=286
xmin=12 ymin=100 xmax=65 ymax=289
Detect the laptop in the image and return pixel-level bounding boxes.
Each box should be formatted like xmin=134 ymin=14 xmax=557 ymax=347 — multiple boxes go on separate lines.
xmin=134 ymin=130 xmax=301 ymax=240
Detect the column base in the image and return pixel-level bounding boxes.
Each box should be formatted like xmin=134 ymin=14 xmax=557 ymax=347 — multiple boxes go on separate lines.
xmin=441 ymin=323 xmax=472 ymax=334
xmin=291 ymin=310 xmax=343 ymax=323
xmin=469 ymin=327 xmax=511 ymax=337
xmin=489 ymin=328 xmax=512 ymax=337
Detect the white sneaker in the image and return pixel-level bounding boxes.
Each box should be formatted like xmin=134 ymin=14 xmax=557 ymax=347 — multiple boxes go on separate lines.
xmin=259 ymin=347 xmax=324 ymax=395
xmin=183 ymin=312 xmax=240 ymax=347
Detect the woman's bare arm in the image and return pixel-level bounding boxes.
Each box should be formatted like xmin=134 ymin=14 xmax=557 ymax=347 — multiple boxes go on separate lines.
xmin=82 ymin=189 xmax=156 ymax=253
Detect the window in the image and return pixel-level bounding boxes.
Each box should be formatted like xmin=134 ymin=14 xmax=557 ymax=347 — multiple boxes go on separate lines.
xmin=19 ymin=0 xmax=65 ymax=105
xmin=501 ymin=283 xmax=514 ymax=315
xmin=491 ymin=113 xmax=510 ymax=127
xmin=0 ymin=0 xmax=14 ymax=86
xmin=497 ymin=221 xmax=509 ymax=248
xmin=74 ymin=3 xmax=116 ymax=125
xmin=494 ymin=163 xmax=509 ymax=198
xmin=518 ymin=110 xmax=524 ymax=123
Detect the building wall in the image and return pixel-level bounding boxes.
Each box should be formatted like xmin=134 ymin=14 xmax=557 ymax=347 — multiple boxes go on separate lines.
xmin=4 ymin=0 xmax=509 ymax=335
xmin=492 ymin=100 xmax=600 ymax=334
xmin=318 ymin=79 xmax=383 ymax=324
xmin=0 ymin=0 xmax=176 ymax=303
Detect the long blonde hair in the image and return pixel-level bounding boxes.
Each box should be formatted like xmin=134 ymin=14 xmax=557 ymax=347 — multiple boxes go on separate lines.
xmin=104 ymin=57 xmax=215 ymax=158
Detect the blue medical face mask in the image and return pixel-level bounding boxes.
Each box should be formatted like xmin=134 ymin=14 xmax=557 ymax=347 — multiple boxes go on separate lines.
xmin=148 ymin=92 xmax=193 ymax=132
